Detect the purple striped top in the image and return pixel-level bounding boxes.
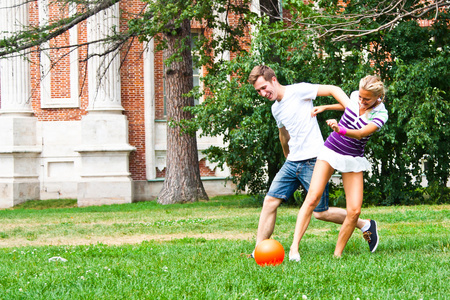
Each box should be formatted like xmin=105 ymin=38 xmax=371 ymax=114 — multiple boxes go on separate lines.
xmin=324 ymin=91 xmax=388 ymax=157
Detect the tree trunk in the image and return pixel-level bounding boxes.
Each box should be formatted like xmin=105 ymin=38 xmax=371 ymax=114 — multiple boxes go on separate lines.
xmin=157 ymin=18 xmax=209 ymax=204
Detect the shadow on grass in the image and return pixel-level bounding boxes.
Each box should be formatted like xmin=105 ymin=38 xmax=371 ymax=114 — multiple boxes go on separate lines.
xmin=12 ymin=199 xmax=78 ymax=210
xmin=6 ymin=194 xmax=262 ymax=213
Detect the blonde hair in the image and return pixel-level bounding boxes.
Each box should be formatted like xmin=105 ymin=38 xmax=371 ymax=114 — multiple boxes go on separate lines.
xmin=359 ymin=75 xmax=385 ymax=118
xmin=248 ymin=65 xmax=276 ymax=85
xmin=359 ymin=75 xmax=385 ymax=101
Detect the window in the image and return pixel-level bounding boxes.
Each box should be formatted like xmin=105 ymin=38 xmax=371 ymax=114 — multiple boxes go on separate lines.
xmin=39 ymin=1 xmax=79 ymax=108
xmin=259 ymin=0 xmax=282 ymax=23
xmin=191 ymin=31 xmax=202 ymax=106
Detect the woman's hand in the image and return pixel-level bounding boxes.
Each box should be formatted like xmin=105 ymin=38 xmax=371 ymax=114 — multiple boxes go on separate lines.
xmin=326 ymin=119 xmax=340 ymax=133
xmin=311 ymin=106 xmax=326 ymax=117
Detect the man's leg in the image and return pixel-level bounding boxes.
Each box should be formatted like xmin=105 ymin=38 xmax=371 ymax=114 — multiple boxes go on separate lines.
xmin=256 ymin=195 xmax=283 ymax=245
xmin=252 ymin=160 xmax=299 ymax=255
xmin=313 ymin=208 xmax=368 ymax=229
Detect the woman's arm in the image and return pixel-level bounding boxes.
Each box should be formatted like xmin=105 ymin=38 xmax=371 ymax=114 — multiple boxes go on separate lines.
xmin=317 ymin=85 xmax=350 ymax=108
xmin=311 ymin=104 xmax=345 ymax=117
xmin=326 ymin=119 xmax=379 ymax=140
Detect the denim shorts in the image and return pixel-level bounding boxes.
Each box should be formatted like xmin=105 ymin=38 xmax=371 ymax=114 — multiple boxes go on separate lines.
xmin=267 ymin=158 xmax=329 ymax=212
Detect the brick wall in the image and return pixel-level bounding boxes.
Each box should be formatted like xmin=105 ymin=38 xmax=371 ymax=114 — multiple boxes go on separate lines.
xmin=119 ymin=1 xmax=147 ymax=180
xmin=29 ymin=0 xmax=89 ymax=122
xmin=26 ymin=1 xmax=249 ymax=181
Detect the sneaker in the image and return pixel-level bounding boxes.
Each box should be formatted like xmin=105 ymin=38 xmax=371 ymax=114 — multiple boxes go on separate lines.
xmin=363 ymin=220 xmax=379 ymax=253
xmin=289 ymin=252 xmax=300 ymax=262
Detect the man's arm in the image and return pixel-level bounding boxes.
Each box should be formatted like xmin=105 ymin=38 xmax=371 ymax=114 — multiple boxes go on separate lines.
xmin=279 ymin=126 xmax=290 ymax=158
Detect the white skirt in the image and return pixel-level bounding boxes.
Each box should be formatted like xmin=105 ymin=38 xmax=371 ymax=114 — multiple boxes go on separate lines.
xmin=317 ymin=146 xmax=370 ymax=173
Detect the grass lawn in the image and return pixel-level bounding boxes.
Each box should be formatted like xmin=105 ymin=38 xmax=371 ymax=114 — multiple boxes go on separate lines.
xmin=0 ymin=196 xmax=449 ymax=299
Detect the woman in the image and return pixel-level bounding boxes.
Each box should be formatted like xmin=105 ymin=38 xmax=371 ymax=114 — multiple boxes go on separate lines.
xmin=289 ymin=75 xmax=388 ymax=259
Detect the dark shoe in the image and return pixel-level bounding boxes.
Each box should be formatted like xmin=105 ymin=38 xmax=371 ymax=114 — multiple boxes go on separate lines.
xmin=363 ymin=220 xmax=379 ymax=253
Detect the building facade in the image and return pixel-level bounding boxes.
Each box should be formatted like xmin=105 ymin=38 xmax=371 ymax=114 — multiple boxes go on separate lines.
xmin=0 ymin=0 xmax=263 ymax=208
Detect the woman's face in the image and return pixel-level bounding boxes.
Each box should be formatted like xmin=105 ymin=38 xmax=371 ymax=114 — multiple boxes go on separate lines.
xmin=358 ymin=88 xmax=379 ymax=110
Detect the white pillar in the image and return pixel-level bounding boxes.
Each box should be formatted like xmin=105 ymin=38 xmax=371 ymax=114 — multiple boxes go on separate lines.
xmin=87 ymin=3 xmax=123 ymax=112
xmin=76 ymin=3 xmax=135 ymax=206
xmin=144 ymin=40 xmax=157 ymax=180
xmin=0 ymin=0 xmax=41 ymax=208
xmin=0 ymin=0 xmax=33 ymax=115
xmin=213 ymin=10 xmax=230 ymax=62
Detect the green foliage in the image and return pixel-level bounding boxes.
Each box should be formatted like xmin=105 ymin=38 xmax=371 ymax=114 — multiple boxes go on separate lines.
xmin=128 ymin=0 xmax=256 ymax=69
xmin=186 ymin=1 xmax=450 ymax=204
xmin=366 ymin=12 xmax=450 ymax=205
xmin=328 ymin=181 xmax=346 ymax=207
xmin=286 ymin=181 xmax=346 ymax=208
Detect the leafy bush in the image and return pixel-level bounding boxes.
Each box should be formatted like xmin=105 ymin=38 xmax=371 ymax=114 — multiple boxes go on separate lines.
xmin=186 ymin=3 xmax=450 ymax=206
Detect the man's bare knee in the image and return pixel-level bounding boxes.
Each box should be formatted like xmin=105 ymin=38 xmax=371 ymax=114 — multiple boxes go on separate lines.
xmin=262 ymin=196 xmax=282 ymax=212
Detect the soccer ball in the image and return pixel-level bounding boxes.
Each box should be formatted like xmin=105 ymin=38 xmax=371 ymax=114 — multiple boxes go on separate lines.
xmin=254 ymin=239 xmax=285 ymax=266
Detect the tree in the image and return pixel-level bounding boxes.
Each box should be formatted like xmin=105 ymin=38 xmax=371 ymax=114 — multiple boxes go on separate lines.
xmin=129 ymin=0 xmax=255 ymax=204
xmin=160 ymin=18 xmax=208 ymax=204
xmin=0 ymin=0 xmax=255 ymax=204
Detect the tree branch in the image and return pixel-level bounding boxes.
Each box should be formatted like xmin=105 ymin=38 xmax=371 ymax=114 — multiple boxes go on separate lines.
xmin=0 ymin=0 xmax=121 ymax=57
xmin=266 ymin=0 xmax=449 ymax=42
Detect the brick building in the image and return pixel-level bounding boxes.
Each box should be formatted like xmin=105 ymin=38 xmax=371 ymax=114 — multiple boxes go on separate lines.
xmin=0 ymin=0 xmax=265 ymax=208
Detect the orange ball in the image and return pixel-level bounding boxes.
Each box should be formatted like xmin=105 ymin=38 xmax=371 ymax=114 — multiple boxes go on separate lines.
xmin=254 ymin=239 xmax=285 ymax=266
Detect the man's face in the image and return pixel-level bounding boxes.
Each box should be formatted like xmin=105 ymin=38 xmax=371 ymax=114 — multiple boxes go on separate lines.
xmin=253 ymin=76 xmax=278 ymax=101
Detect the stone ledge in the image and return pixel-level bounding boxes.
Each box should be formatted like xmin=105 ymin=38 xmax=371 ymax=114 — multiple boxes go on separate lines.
xmin=0 ymin=146 xmax=42 ymax=154
xmin=74 ymin=145 xmax=136 ymax=153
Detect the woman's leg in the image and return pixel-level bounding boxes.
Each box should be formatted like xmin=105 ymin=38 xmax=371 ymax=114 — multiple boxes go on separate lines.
xmin=334 ymin=171 xmax=364 ymax=257
xmin=289 ymin=160 xmax=335 ymax=257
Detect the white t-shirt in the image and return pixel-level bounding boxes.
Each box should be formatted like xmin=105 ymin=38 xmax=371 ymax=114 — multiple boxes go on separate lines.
xmin=271 ymin=83 xmax=324 ymax=161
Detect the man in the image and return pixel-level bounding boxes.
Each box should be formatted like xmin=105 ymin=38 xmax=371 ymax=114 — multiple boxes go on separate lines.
xmin=248 ymin=65 xmax=378 ymax=260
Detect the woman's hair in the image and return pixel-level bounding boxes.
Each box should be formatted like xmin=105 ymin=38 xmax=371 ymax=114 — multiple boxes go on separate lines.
xmin=359 ymin=75 xmax=385 ymax=118
xmin=248 ymin=65 xmax=276 ymax=85
xmin=359 ymin=75 xmax=385 ymax=101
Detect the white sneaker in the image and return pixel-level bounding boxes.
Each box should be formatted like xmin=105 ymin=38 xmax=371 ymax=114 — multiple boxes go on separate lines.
xmin=289 ymin=253 xmax=300 ymax=262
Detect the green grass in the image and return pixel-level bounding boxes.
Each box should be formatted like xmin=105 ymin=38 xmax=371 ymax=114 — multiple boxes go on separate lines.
xmin=0 ymin=196 xmax=449 ymax=299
